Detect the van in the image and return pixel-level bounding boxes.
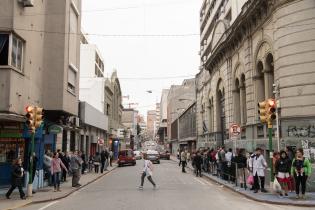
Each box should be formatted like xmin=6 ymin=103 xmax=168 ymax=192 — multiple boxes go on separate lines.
xmin=118 ymin=149 xmax=136 ymax=167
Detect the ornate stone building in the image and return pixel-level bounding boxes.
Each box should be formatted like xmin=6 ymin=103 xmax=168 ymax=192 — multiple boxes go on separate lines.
xmin=196 ymin=0 xmax=315 ymax=160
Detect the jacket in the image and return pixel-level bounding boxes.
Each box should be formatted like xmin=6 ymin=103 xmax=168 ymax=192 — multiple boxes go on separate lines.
xmin=11 ymin=164 xmax=24 ymax=186
xmin=291 ymin=158 xmax=312 ymax=176
xmin=234 ymin=155 xmax=247 ymax=169
xmin=181 ymin=152 xmax=187 ymax=162
xmin=70 ymin=155 xmax=83 ymax=170
xmin=194 ymin=155 xmax=203 ymax=166
xmin=51 ymin=158 xmax=67 ymax=174
xmin=249 ymin=154 xmax=267 ymax=176
xmin=275 ymin=157 xmax=291 ymax=173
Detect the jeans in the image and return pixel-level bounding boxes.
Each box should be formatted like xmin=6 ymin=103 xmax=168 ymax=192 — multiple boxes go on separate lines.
xmin=140 ymin=172 xmax=156 ymax=187
xmin=295 ymin=175 xmax=308 ymax=195
xmin=6 ymin=184 xmax=25 ymax=198
xmin=62 ymin=169 xmax=67 ymax=182
xmin=181 ymin=161 xmax=187 ymax=172
xmin=53 ymin=172 xmax=61 ymax=189
xmin=196 ymin=165 xmax=202 ymax=177
xmin=101 ymin=160 xmax=108 ymax=173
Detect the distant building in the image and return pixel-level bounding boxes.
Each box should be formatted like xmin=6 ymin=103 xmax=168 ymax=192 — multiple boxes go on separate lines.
xmin=122 ymin=108 xmax=139 ymax=150
xmin=157 ymin=89 xmax=169 ymax=146
xmin=167 ymin=79 xmax=195 ymax=154
xmin=147 ymin=110 xmax=157 ymax=141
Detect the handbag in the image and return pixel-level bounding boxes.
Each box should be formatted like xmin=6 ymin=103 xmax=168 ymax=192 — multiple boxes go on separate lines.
xmin=247 ymin=175 xmax=254 ymax=185
xmin=273 ymin=178 xmax=282 ymax=192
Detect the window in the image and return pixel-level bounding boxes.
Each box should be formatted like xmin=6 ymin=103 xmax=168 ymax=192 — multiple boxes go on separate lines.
xmin=0 ymin=33 xmax=24 ymax=71
xmin=68 ymin=67 xmax=77 ymax=93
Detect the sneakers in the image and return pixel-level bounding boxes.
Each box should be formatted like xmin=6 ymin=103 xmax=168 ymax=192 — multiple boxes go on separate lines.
xmin=296 ymin=194 xmax=300 ymax=199
xmin=301 ymin=195 xmax=306 ymax=200
xmin=21 ymin=196 xmax=26 ymax=200
xmin=138 ymin=186 xmax=143 ymax=190
xmin=5 ymin=194 xmax=10 ymax=199
xmin=153 ymin=185 xmax=158 ymax=190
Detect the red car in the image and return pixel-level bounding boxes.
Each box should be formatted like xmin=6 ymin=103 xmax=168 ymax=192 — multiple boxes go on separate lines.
xmin=118 ymin=149 xmax=136 ymax=167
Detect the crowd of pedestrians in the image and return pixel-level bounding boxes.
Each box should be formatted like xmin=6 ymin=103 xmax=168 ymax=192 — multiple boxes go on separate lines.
xmin=178 ymin=146 xmax=312 ymax=199
xmin=5 ymin=148 xmax=114 ymax=200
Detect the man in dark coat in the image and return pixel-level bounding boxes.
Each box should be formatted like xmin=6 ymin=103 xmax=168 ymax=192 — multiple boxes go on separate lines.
xmin=101 ymin=150 xmax=109 ymax=173
xmin=194 ymin=152 xmax=203 ymax=177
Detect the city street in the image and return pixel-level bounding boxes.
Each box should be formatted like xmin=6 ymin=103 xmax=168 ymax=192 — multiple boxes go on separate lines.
xmin=18 ymin=160 xmax=308 ymax=210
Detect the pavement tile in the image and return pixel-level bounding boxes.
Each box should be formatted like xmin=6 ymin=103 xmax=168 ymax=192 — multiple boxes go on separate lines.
xmin=0 ymin=166 xmax=116 ymax=210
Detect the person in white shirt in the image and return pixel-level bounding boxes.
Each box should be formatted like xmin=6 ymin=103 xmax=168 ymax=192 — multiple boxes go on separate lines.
xmin=139 ymin=154 xmax=156 ymax=190
xmin=249 ymin=148 xmax=268 ymax=193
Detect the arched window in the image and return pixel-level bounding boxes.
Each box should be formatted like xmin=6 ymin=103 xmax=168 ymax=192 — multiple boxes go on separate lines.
xmin=216 ymin=80 xmax=225 ymax=145
xmin=208 ymin=97 xmax=214 ymax=133
xmin=265 ymin=53 xmax=274 ymax=98
xmin=256 ymin=61 xmax=265 ymax=101
xmin=233 ymin=78 xmax=241 ymax=124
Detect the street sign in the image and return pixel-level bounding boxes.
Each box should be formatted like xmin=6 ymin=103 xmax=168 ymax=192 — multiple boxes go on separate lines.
xmin=97 ymin=139 xmax=104 ymax=145
xmin=230 ymin=123 xmax=241 ymax=139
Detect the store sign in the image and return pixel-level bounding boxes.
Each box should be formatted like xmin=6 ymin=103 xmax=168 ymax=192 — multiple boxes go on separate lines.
xmin=49 ymin=125 xmax=63 ymax=134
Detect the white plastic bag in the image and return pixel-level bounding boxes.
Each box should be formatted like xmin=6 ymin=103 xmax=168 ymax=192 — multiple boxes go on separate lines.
xmin=273 ymin=178 xmax=282 ymax=193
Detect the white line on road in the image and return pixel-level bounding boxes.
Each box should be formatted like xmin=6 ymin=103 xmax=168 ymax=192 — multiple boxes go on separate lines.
xmin=38 ymin=201 xmax=59 ymax=210
xmin=194 ymin=177 xmax=206 ymax=186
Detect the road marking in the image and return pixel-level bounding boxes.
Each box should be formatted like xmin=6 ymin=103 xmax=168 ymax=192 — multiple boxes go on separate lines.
xmin=38 ymin=201 xmax=59 ymax=210
xmin=194 ymin=177 xmax=206 ymax=185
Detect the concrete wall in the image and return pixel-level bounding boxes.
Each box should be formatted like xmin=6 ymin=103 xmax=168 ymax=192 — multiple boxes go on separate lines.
xmin=80 ymin=102 xmax=108 ymax=131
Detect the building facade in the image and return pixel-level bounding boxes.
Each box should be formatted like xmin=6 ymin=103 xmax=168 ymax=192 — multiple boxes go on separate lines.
xmin=157 ymin=89 xmax=169 ymax=146
xmin=122 ymin=108 xmax=139 ymax=150
xmin=104 ymin=71 xmax=123 ymax=155
xmin=167 ymin=79 xmax=196 ymax=154
xmin=197 ymin=0 xmax=315 ymax=188
xmin=146 ymin=110 xmax=156 ymax=141
xmin=0 ymin=0 xmax=81 ymax=188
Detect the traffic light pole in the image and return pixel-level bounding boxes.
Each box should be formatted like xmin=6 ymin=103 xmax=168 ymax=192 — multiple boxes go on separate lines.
xmin=27 ymin=131 xmax=35 ymax=197
xmin=268 ymin=124 xmax=274 ymax=184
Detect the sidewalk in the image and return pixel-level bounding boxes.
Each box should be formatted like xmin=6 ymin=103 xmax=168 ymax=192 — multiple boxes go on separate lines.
xmin=0 ymin=165 xmax=117 ymax=210
xmin=171 ymin=156 xmax=315 ymax=207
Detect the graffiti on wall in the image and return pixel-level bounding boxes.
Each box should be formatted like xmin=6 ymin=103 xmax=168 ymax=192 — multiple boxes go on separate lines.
xmin=287 ymin=125 xmax=315 ymax=138
xmin=300 ymin=139 xmax=315 ymax=162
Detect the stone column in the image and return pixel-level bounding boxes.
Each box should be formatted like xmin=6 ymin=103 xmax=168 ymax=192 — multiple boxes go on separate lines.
xmin=240 ymin=84 xmax=246 ymax=125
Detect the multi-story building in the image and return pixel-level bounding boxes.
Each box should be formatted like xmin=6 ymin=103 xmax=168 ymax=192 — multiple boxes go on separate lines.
xmin=157 ymin=89 xmax=169 ymax=146
xmin=79 ymin=35 xmax=108 ymax=156
xmin=0 ymin=0 xmax=81 ymax=188
xmin=122 ymin=108 xmax=139 ymax=150
xmin=167 ymin=79 xmax=195 ymax=154
xmin=146 ymin=110 xmax=156 ymax=141
xmin=197 ymin=0 xmax=315 ymax=188
xmin=155 ymin=103 xmax=160 ymax=140
xmin=105 ymin=71 xmax=123 ymax=154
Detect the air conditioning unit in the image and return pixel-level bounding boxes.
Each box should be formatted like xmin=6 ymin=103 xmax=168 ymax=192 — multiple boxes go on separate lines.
xmin=19 ymin=0 xmax=35 ymax=7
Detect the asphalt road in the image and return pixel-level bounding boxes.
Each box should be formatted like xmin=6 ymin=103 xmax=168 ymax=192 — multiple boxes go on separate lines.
xmin=19 ymin=160 xmax=310 ymax=210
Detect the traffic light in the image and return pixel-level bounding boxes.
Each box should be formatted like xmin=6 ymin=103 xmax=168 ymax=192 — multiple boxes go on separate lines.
xmin=25 ymin=106 xmax=36 ymax=132
xmin=34 ymin=107 xmax=43 ymax=128
xmin=258 ymin=100 xmax=267 ymax=123
xmin=266 ymin=98 xmax=276 ymax=126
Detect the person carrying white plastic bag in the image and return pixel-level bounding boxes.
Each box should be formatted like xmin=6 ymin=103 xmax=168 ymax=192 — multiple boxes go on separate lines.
xmin=138 ymin=153 xmax=157 ymax=190
xmin=273 ymin=177 xmax=282 ymax=193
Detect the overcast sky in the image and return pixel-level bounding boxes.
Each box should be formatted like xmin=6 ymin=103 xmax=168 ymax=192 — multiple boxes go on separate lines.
xmin=82 ymin=0 xmax=202 ymax=117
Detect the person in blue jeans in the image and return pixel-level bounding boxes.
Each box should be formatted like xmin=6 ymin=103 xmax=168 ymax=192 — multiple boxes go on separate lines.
xmin=51 ymin=152 xmax=68 ymax=192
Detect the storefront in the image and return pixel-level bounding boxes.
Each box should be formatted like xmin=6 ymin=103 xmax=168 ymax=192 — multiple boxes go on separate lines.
xmin=0 ymin=122 xmax=25 ymax=187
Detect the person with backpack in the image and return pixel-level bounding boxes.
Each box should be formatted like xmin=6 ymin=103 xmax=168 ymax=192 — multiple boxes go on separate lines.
xmin=138 ymin=153 xmax=157 ymax=190
xmin=275 ymin=150 xmax=291 ymax=196
xmin=291 ymin=148 xmax=312 ymax=199
xmin=5 ymin=158 xmax=26 ymax=200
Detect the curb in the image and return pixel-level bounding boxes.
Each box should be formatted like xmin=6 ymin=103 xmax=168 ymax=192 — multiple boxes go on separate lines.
xmin=3 ymin=166 xmax=117 ymax=210
xmin=170 ymin=157 xmax=315 ymax=207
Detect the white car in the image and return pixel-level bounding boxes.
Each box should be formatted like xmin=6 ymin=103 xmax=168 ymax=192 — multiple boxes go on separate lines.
xmin=133 ymin=150 xmax=142 ymax=160
xmin=145 ymin=150 xmax=160 ymax=164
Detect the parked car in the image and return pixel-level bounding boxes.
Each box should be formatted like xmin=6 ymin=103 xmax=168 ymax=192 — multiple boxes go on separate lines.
xmin=133 ymin=150 xmax=142 ymax=160
xmin=145 ymin=150 xmax=160 ymax=164
xmin=118 ymin=149 xmax=136 ymax=167
xmin=159 ymin=151 xmax=170 ymax=160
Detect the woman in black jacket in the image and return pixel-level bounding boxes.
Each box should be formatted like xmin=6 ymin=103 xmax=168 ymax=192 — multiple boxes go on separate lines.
xmin=6 ymin=158 xmax=26 ymax=199
xmin=234 ymin=149 xmax=247 ymax=188
xmin=275 ymin=150 xmax=291 ymax=196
